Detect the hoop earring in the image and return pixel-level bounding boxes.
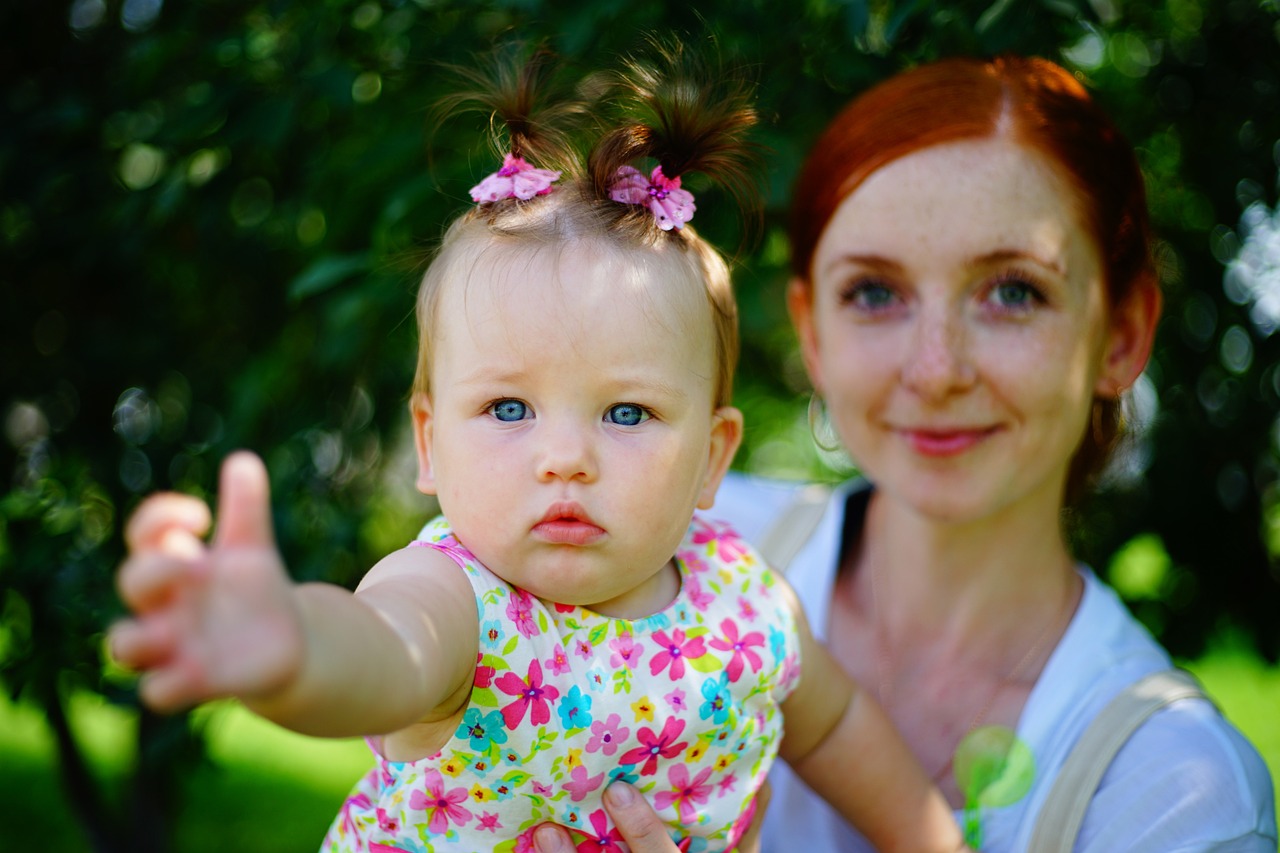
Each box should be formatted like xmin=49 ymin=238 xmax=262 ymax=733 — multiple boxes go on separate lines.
xmin=807 ymin=392 xmax=843 ymax=453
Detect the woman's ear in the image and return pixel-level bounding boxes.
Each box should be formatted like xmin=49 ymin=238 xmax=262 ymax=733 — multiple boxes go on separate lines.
xmin=411 ymin=393 xmax=438 ymax=495
xmin=696 ymin=406 xmax=745 ymax=510
xmin=787 ymin=278 xmax=825 ymax=396
xmin=1097 ymin=280 xmax=1163 ymax=397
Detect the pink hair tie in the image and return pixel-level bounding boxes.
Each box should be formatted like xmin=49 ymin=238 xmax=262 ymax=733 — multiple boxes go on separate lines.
xmin=609 ymin=165 xmax=696 ymax=230
xmin=469 ymin=153 xmax=561 ymax=203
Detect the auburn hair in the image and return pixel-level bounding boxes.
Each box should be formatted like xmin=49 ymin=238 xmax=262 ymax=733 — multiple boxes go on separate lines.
xmin=789 ymin=55 xmax=1158 ymax=504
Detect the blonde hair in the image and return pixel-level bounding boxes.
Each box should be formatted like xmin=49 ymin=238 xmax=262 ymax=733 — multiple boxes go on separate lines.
xmin=412 ymin=38 xmax=759 ymax=410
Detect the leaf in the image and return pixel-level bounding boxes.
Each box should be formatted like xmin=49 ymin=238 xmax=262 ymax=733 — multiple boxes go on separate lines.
xmin=687 ymin=654 xmax=723 ymax=674
xmin=286 ymin=252 xmax=370 ymax=301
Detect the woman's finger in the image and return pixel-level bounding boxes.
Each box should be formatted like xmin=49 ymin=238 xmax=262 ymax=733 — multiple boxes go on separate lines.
xmin=736 ymin=780 xmax=771 ymax=853
xmin=602 ymin=782 xmax=680 ymax=852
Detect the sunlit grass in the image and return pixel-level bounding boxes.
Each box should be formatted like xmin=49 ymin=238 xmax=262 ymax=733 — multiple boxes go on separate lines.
xmin=2 ymin=652 xmax=1276 ymax=851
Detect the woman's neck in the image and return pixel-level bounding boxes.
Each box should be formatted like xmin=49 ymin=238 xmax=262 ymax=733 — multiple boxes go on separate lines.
xmin=855 ymin=487 xmax=1079 ymax=659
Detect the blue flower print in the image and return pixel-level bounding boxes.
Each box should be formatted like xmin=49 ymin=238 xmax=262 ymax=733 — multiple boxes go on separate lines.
xmin=699 ymin=672 xmax=731 ymax=726
xmin=457 ymin=708 xmax=509 ymax=752
xmin=769 ymin=625 xmax=786 ymax=664
xmin=481 ymin=618 xmax=506 ymax=649
xmin=608 ymin=765 xmax=640 ymax=786
xmin=557 ymin=685 xmax=594 ymax=730
xmin=634 ymin=611 xmax=672 ymax=633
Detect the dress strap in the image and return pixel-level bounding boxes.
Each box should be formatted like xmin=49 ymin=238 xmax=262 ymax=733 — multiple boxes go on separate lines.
xmin=755 ymin=484 xmax=832 ymax=574
xmin=1028 ymin=668 xmax=1211 ymax=851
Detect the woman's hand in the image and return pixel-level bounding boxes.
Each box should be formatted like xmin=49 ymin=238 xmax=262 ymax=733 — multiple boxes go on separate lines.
xmin=532 ymin=781 xmax=768 ymax=853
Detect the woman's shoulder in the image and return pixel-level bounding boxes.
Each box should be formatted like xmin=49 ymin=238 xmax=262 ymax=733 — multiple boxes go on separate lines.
xmin=1077 ymin=695 xmax=1277 ymax=848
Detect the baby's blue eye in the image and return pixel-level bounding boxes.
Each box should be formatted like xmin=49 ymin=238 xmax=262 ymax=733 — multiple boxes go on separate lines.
xmin=605 ymin=404 xmax=649 ymax=426
xmin=490 ymin=399 xmax=528 ymax=422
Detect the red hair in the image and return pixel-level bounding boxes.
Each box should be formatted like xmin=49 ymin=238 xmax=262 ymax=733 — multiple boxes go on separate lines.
xmin=789 ymin=55 xmax=1158 ymax=502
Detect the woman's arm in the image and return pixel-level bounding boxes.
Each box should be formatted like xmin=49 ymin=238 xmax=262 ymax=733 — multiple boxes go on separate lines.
xmin=110 ymin=452 xmax=478 ymax=737
xmin=776 ymin=580 xmax=966 ymax=853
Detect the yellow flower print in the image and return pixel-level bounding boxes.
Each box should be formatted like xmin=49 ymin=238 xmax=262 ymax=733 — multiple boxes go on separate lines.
xmin=566 ymin=748 xmax=584 ymax=770
xmin=631 ymin=696 xmax=655 ymax=722
xmin=686 ymin=742 xmax=707 ymax=762
xmin=470 ymin=784 xmax=497 ymax=803
xmin=713 ymin=753 xmax=737 ymax=772
xmin=440 ymin=756 xmax=467 ymax=777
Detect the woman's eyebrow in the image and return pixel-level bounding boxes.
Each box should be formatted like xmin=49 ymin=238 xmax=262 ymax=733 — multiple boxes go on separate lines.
xmin=973 ymin=248 xmax=1067 ymax=276
xmin=821 ymin=253 xmax=905 ymax=276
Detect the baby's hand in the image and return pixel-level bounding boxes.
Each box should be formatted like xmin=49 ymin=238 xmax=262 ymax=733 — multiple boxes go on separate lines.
xmin=109 ymin=452 xmax=304 ymax=713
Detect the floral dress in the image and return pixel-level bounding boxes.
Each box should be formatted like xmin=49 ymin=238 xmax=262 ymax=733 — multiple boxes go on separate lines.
xmin=322 ymin=515 xmax=802 ymax=853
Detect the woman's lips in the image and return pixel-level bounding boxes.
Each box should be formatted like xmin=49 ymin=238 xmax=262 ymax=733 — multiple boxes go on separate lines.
xmin=899 ymin=426 xmax=999 ymax=457
xmin=533 ymin=503 xmax=606 ymax=545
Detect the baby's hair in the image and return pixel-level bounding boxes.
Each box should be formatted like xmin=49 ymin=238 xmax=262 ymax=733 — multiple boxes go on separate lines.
xmin=412 ymin=37 xmax=761 ymax=410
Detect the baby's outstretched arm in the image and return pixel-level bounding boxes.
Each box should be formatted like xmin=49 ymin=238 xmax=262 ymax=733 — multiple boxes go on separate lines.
xmin=110 ymin=452 xmax=479 ymax=739
xmin=776 ymin=582 xmax=966 ymax=853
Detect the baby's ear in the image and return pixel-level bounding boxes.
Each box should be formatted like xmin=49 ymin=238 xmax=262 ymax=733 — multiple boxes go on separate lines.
xmin=411 ymin=394 xmax=437 ymax=495
xmin=1097 ymin=280 xmax=1162 ymax=398
xmin=697 ymin=406 xmax=744 ymax=511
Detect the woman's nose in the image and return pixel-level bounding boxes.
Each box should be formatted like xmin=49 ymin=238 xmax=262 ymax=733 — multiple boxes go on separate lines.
xmin=901 ymin=308 xmax=977 ymax=400
xmin=537 ymin=421 xmax=597 ymax=483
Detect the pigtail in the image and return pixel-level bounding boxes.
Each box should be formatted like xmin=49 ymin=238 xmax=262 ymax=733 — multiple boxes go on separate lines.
xmin=433 ymin=41 xmax=588 ymax=185
xmin=589 ymin=36 xmax=763 ymax=236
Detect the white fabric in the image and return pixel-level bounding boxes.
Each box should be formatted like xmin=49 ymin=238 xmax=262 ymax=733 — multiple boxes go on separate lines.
xmin=710 ymin=472 xmax=1277 ymax=853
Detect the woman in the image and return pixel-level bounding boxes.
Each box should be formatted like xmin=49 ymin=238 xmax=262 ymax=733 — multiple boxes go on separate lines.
xmin=535 ymin=54 xmax=1276 ymax=852
xmin=719 ymin=54 xmax=1276 ymax=851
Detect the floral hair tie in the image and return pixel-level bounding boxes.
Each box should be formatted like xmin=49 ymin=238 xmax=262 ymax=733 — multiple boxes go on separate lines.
xmin=470 ymin=153 xmax=561 ymax=203
xmin=608 ymin=165 xmax=696 ymax=231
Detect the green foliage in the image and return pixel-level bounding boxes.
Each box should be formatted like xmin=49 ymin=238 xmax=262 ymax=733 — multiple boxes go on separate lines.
xmin=3 ymin=0 xmax=1279 ymax=848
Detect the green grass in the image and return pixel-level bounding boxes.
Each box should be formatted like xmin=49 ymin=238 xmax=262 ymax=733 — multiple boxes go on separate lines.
xmin=2 ymin=650 xmax=1277 ymax=852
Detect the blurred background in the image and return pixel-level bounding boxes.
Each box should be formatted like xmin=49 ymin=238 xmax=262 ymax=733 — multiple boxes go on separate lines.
xmin=2 ymin=0 xmax=1279 ymax=850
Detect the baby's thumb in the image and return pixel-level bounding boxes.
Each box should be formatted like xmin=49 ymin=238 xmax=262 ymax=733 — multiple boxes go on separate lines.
xmin=213 ymin=451 xmax=277 ymax=550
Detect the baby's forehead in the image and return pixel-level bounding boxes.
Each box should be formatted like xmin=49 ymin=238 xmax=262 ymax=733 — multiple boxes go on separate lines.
xmin=442 ymin=236 xmax=713 ymax=335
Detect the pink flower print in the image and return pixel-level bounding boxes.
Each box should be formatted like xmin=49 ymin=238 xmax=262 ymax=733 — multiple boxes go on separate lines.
xmin=576 ymin=808 xmax=626 ymax=852
xmin=562 ymin=763 xmax=606 ymax=802
xmin=664 ymin=688 xmax=688 ymax=712
xmin=532 ymin=780 xmax=555 ymax=798
xmin=780 ymin=651 xmax=801 ymax=692
xmin=513 ymin=829 xmax=538 ymax=853
xmin=649 ymin=628 xmax=706 ymax=681
xmin=717 ymin=772 xmax=738 ymax=796
xmin=506 ymin=590 xmax=540 ymax=638
xmin=409 ymin=769 xmax=473 ymax=834
xmin=474 ymin=652 xmax=495 ymax=690
xmin=677 ymin=549 xmax=710 ymax=574
xmin=555 ymin=601 xmax=576 ymax=613
xmin=375 ymin=807 xmax=399 ymax=833
xmin=608 ymin=635 xmax=643 ymax=669
xmin=655 ymin=764 xmax=714 ymax=825
xmin=586 ymin=713 xmax=630 ymax=756
xmin=684 ymin=575 xmax=714 ymax=611
xmin=546 ymin=643 xmax=571 ymax=676
xmin=476 ymin=811 xmax=502 ymax=833
xmin=737 ymin=596 xmax=757 ymax=621
xmin=574 ymin=639 xmax=593 ymax=659
xmin=709 ymin=618 xmax=766 ymax=682
xmin=691 ymin=519 xmax=749 ymax=562
xmin=496 ymin=658 xmax=561 ymax=730
xmin=620 ymin=717 xmax=688 ymax=776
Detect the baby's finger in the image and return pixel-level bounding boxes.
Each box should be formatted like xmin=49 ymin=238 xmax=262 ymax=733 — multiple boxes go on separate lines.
xmin=108 ymin=617 xmax=176 ymax=671
xmin=116 ymin=550 xmax=205 ymax=612
xmin=138 ymin=660 xmax=209 ymax=714
xmin=125 ymin=493 xmax=211 ymax=553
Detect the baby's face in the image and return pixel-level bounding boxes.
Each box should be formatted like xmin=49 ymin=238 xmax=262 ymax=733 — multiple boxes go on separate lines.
xmin=415 ymin=240 xmax=741 ymax=618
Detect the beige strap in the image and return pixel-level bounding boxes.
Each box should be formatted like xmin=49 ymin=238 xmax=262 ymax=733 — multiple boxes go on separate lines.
xmin=1028 ymin=668 xmax=1210 ymax=851
xmin=754 ymin=484 xmax=832 ymax=574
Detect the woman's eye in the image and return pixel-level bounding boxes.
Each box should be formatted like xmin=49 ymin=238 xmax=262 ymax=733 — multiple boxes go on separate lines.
xmin=989 ymin=278 xmax=1044 ymax=311
xmin=840 ymin=279 xmax=900 ymax=313
xmin=605 ymin=404 xmax=649 ymax=426
xmin=489 ymin=399 xmax=529 ymax=422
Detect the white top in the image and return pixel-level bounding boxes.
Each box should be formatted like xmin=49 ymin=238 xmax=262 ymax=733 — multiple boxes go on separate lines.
xmin=711 ymin=473 xmax=1277 ymax=852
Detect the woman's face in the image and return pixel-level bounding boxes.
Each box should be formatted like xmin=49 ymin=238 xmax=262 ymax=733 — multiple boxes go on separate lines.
xmin=793 ymin=137 xmax=1150 ymax=524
